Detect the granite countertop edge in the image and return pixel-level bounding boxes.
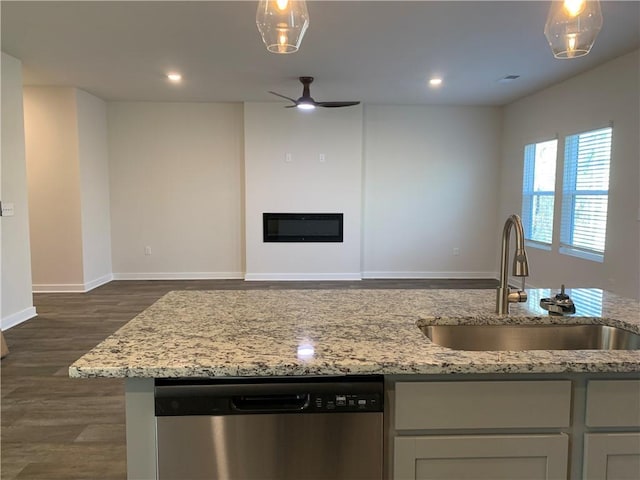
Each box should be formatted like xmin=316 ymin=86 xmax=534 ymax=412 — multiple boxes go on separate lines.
xmin=69 ymin=361 xmax=640 ymax=379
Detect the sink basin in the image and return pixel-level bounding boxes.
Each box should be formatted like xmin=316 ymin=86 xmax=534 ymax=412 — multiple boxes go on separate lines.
xmin=421 ymin=324 xmax=640 ymax=351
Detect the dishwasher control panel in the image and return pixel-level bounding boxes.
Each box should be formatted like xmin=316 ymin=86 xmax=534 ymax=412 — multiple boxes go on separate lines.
xmin=155 ymin=376 xmax=384 ymax=416
xmin=311 ymin=393 xmax=382 ymax=412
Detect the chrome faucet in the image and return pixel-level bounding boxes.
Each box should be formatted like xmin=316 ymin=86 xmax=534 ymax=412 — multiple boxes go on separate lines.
xmin=496 ymin=214 xmax=530 ymax=315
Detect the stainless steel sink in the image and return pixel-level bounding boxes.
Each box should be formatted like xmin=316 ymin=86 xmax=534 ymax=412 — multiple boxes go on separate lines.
xmin=421 ymin=324 xmax=640 ymax=351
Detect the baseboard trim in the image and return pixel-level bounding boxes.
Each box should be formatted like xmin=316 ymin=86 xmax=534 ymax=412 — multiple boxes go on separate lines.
xmin=32 ymin=284 xmax=87 ymax=293
xmin=2 ymin=306 xmax=37 ymax=330
xmin=112 ymin=272 xmax=245 ymax=281
xmin=32 ymin=274 xmax=114 ymax=293
xmin=33 ymin=272 xmax=497 ymax=288
xmin=362 ymin=271 xmax=497 ymax=279
xmin=244 ymin=273 xmax=362 ymax=281
xmin=84 ymin=273 xmax=114 ymax=292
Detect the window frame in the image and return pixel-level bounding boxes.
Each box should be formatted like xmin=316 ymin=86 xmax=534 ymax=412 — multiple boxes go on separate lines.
xmin=559 ymin=126 xmax=612 ymax=263
xmin=521 ymin=138 xmax=558 ymax=250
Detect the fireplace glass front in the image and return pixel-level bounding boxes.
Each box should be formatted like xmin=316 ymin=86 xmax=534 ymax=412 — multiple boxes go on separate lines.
xmin=263 ymin=213 xmax=343 ymax=242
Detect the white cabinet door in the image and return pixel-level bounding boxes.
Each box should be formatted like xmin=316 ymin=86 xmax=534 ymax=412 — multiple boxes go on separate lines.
xmin=394 ymin=434 xmax=568 ymax=480
xmin=583 ymin=433 xmax=640 ymax=480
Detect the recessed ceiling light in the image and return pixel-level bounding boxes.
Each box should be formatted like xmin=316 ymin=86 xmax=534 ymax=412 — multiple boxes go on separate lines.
xmin=429 ymin=77 xmax=443 ymax=87
xmin=167 ymin=73 xmax=182 ymax=82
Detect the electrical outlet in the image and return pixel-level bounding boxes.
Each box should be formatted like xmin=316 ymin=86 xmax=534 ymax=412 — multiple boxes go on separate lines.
xmin=319 ymin=153 xmax=326 ymax=163
xmin=144 ymin=246 xmax=152 ymax=256
xmin=452 ymin=247 xmax=460 ymax=256
xmin=1 ymin=202 xmax=15 ymax=217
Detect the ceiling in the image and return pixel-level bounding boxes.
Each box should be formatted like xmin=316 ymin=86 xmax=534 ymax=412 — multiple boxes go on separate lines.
xmin=2 ymin=1 xmax=639 ymax=106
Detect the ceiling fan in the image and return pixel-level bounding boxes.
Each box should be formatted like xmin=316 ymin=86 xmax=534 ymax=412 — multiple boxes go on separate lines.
xmin=269 ymin=77 xmax=360 ymax=110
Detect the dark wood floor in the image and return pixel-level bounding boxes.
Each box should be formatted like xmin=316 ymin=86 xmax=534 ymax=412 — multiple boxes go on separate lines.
xmin=1 ymin=278 xmax=496 ymax=480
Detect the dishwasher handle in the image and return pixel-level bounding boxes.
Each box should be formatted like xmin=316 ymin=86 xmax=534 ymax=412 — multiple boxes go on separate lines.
xmin=231 ymin=393 xmax=310 ymax=412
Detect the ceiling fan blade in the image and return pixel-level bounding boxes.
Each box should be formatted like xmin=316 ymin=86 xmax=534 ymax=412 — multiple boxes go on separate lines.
xmin=271 ymin=78 xmax=360 ymax=110
xmin=317 ymin=101 xmax=361 ymax=108
xmin=268 ymin=91 xmax=298 ymax=104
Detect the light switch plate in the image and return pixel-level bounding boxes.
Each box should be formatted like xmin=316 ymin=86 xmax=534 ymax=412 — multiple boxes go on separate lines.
xmin=1 ymin=202 xmax=15 ymax=217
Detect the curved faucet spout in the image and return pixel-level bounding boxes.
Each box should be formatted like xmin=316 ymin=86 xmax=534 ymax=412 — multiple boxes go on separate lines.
xmin=496 ymin=214 xmax=530 ymax=315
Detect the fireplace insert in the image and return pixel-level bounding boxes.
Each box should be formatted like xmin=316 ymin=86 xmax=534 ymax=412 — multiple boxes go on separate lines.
xmin=263 ymin=213 xmax=343 ymax=242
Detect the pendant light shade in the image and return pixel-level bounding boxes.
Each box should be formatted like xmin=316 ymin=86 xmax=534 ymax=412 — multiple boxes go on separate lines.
xmin=256 ymin=0 xmax=309 ymax=54
xmin=544 ymin=0 xmax=603 ymax=59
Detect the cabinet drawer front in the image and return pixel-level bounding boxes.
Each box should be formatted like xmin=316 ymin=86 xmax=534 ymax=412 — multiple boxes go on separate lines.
xmin=395 ymin=380 xmax=571 ymax=430
xmin=586 ymin=380 xmax=640 ymax=427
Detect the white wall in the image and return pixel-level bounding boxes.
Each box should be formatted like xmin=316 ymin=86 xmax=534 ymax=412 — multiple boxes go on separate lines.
xmin=243 ymin=103 xmax=363 ymax=280
xmin=1 ymin=53 xmax=36 ymax=329
xmin=107 ymin=102 xmax=244 ymax=279
xmin=12 ymin=53 xmax=637 ymax=298
xmin=23 ymin=87 xmax=113 ymax=292
xmin=363 ymin=105 xmax=502 ymax=278
xmin=500 ymin=50 xmax=640 ymax=300
xmin=24 ymin=87 xmax=85 ymax=290
xmin=76 ymin=89 xmax=113 ymax=289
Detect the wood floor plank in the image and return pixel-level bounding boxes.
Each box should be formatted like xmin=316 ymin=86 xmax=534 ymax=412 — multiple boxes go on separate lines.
xmin=0 ymin=462 xmax=27 ymax=480
xmin=1 ymin=278 xmax=495 ymax=479
xmin=6 ymin=444 xmax=127 ymax=480
xmin=74 ymin=424 xmax=126 ymax=444
xmin=2 ymin=425 xmax=86 ymax=443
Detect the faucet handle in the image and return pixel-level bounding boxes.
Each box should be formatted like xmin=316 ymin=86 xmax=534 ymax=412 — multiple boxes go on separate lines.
xmin=507 ymin=290 xmax=528 ymax=304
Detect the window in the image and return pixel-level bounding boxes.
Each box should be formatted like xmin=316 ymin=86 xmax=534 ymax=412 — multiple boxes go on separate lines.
xmin=560 ymin=127 xmax=612 ymax=262
xmin=521 ymin=139 xmax=558 ymax=246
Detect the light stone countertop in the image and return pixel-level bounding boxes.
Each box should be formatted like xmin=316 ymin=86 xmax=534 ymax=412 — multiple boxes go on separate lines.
xmin=68 ymin=288 xmax=640 ymax=378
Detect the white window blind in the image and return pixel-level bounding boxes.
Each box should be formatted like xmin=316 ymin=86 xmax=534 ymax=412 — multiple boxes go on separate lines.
xmin=560 ymin=127 xmax=612 ymax=261
xmin=521 ymin=139 xmax=557 ymax=245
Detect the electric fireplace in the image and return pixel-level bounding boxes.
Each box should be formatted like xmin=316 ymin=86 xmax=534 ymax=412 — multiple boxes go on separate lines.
xmin=263 ymin=213 xmax=343 ymax=242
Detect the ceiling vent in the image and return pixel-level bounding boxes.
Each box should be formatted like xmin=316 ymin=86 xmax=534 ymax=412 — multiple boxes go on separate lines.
xmin=498 ymin=75 xmax=521 ymax=84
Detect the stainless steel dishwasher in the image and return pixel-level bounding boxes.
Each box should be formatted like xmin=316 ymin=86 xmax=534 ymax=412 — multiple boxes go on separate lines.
xmin=154 ymin=376 xmax=384 ymax=480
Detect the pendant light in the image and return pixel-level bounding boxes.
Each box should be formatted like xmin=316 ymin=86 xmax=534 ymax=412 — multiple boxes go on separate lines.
xmin=544 ymin=0 xmax=603 ymax=59
xmin=256 ymin=0 xmax=310 ymax=54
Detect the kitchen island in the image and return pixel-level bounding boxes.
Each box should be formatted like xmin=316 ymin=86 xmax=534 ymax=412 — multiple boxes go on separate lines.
xmin=69 ymin=288 xmax=640 ymax=479
xmin=70 ymin=288 xmax=640 ymax=378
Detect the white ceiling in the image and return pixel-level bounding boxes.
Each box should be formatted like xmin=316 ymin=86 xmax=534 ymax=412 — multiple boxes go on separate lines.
xmin=2 ymin=1 xmax=639 ymax=106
